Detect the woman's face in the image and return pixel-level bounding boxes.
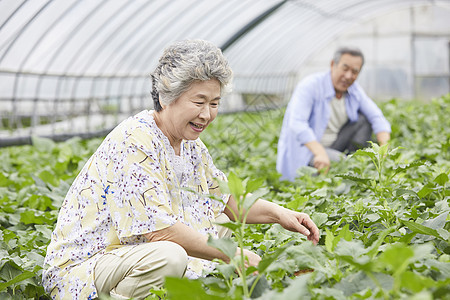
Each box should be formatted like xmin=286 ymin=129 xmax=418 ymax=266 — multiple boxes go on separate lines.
xmin=160 ymin=79 xmax=221 ymax=144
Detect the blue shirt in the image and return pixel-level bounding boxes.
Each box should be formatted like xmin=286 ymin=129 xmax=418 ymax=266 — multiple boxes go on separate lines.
xmin=276 ymin=71 xmax=391 ymax=181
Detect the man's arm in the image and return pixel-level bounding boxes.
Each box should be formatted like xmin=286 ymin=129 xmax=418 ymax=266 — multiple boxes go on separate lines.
xmin=305 ymin=140 xmax=330 ymax=172
xmin=224 ymin=196 xmax=320 ymax=245
xmin=352 ymin=83 xmax=391 ymax=137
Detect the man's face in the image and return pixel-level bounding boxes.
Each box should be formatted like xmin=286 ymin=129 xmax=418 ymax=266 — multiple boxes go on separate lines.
xmin=330 ymin=53 xmax=363 ymax=94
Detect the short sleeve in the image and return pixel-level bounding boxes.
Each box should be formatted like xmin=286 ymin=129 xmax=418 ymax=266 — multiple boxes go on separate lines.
xmin=104 ymin=128 xmax=180 ymax=243
xmin=198 ymin=140 xmax=230 ymax=218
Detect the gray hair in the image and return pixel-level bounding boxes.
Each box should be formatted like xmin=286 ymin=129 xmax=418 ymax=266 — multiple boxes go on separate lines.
xmin=151 ymin=39 xmax=233 ymax=111
xmin=332 ymin=46 xmax=365 ymax=67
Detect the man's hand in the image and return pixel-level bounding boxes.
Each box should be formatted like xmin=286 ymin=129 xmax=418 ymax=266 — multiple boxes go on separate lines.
xmin=277 ymin=208 xmax=320 ymax=245
xmin=313 ymin=153 xmax=330 ymax=173
xmin=376 ymin=131 xmax=391 ymax=146
xmin=306 ymin=141 xmax=330 ymax=173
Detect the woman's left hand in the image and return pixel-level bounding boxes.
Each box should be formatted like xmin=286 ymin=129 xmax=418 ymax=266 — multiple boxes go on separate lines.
xmin=278 ymin=208 xmax=320 ymax=245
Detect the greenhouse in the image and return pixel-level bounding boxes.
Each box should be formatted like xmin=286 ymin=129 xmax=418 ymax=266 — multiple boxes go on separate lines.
xmin=0 ymin=0 xmax=449 ymax=299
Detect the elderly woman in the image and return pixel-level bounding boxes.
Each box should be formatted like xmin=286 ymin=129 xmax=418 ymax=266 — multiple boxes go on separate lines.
xmin=42 ymin=39 xmax=320 ymax=299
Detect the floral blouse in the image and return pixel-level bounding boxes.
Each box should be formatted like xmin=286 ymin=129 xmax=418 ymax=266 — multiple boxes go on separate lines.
xmin=42 ymin=110 xmax=229 ymax=299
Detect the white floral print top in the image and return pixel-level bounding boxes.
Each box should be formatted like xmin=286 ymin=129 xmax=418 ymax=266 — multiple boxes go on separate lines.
xmin=42 ymin=110 xmax=229 ymax=299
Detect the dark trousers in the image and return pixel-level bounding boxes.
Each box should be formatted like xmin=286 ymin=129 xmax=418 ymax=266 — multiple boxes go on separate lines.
xmin=330 ymin=114 xmax=372 ymax=153
xmin=309 ymin=114 xmax=373 ymax=166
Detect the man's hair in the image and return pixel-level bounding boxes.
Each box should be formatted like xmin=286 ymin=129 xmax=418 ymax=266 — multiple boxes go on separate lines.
xmin=332 ymin=46 xmax=365 ymax=67
xmin=151 ymin=39 xmax=233 ymax=112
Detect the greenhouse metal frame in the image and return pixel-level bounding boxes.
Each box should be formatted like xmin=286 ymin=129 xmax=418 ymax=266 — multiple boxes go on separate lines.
xmin=0 ymin=0 xmax=449 ymax=146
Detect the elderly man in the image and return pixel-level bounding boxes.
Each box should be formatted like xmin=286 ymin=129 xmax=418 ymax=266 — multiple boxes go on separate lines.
xmin=277 ymin=47 xmax=391 ymax=181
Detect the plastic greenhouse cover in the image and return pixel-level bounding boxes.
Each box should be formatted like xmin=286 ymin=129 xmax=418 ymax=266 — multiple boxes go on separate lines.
xmin=1 ymin=0 xmax=445 ymax=77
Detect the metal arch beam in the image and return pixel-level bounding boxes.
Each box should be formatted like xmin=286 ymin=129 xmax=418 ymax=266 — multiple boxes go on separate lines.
xmin=117 ymin=0 xmax=205 ymax=112
xmin=128 ymin=1 xmax=226 ymax=109
xmin=60 ymin=0 xmax=133 ymax=76
xmin=112 ymin=0 xmax=203 ymax=77
xmin=89 ymin=1 xmax=181 ymax=116
xmin=0 ymin=0 xmax=27 ymax=36
xmin=199 ymin=0 xmax=251 ymax=44
xmin=0 ymin=0 xmax=54 ymax=64
xmin=220 ymin=0 xmax=288 ymax=52
xmin=17 ymin=2 xmax=82 ymax=71
xmin=137 ymin=0 xmax=227 ymax=76
xmin=17 ymin=2 xmax=82 ymax=132
xmin=87 ymin=0 xmax=170 ymax=77
xmin=6 ymin=1 xmax=55 ymax=131
xmin=77 ymin=2 xmax=155 ymax=75
xmin=46 ymin=1 xmax=110 ymax=133
xmin=40 ymin=1 xmax=109 ymax=74
xmin=258 ymin=0 xmax=432 ymax=75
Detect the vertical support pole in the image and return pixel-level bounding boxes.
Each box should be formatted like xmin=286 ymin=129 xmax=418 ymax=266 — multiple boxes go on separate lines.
xmin=410 ymin=6 xmax=417 ymax=100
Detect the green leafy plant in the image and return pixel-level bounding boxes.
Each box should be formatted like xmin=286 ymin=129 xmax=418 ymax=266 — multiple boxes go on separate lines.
xmin=1 ymin=94 xmax=450 ymax=299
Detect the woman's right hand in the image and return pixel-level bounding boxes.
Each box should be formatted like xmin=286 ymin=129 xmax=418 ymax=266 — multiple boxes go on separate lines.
xmin=236 ymin=247 xmax=261 ymax=268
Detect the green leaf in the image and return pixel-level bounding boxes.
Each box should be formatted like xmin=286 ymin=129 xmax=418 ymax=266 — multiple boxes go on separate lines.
xmin=165 ymin=277 xmax=222 ymax=300
xmin=395 ymin=188 xmax=419 ymax=199
xmin=0 ymin=270 xmax=35 ymax=291
xmin=324 ymin=225 xmax=349 ymax=254
xmin=313 ymin=287 xmax=346 ymax=300
xmin=336 ymin=174 xmax=371 ymax=186
xmin=426 ymin=259 xmax=450 ymax=278
xmin=214 ymin=221 xmax=240 ymax=232
xmin=311 ymin=212 xmax=328 ymax=227
xmin=207 ymin=236 xmax=237 ymax=259
xmin=377 ymin=243 xmax=414 ymax=275
xmin=392 ymin=160 xmax=426 ymax=176
xmin=422 ymin=212 xmax=448 ymax=231
xmin=418 ymin=183 xmax=435 ymax=198
xmin=401 ymin=219 xmax=442 ymax=240
xmin=333 ymin=271 xmax=393 ymax=297
xmin=287 ymin=243 xmax=329 ymax=273
xmin=434 ymin=173 xmax=449 ymax=186
xmin=352 ymin=148 xmax=377 ymax=161
xmin=400 ymin=271 xmax=436 ymax=293
xmin=325 ymin=228 xmax=334 ymax=253
xmin=258 ymin=246 xmax=286 ymax=274
xmin=214 ymin=263 xmax=236 ymax=279
xmin=0 ymin=173 xmax=8 ymax=187
xmin=378 ymin=143 xmax=389 ymax=159
xmin=217 ymin=178 xmax=230 ymax=195
xmin=248 ymin=275 xmax=270 ymax=298
xmin=334 ymin=240 xmax=372 ymax=271
xmin=310 ymin=187 xmax=327 ymax=197
xmin=37 ymin=169 xmax=59 ymax=187
xmin=31 ymin=136 xmax=55 ymax=153
xmin=243 ymin=187 xmax=269 ymax=211
xmin=23 ymin=194 xmax=53 ymax=211
xmin=437 ymin=229 xmax=450 ymax=241
xmin=337 ymin=224 xmax=353 ymax=242
xmin=228 ymin=172 xmax=244 ymax=201
xmin=19 ymin=210 xmax=51 ymax=225
xmin=366 ymin=227 xmax=395 ymax=258
xmin=354 ymin=199 xmax=364 ymax=213
xmin=285 ymin=195 xmax=308 ymax=210
xmin=245 ymin=178 xmax=264 ymax=194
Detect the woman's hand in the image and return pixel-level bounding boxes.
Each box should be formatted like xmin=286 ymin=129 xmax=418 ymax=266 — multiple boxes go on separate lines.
xmin=225 ymin=196 xmax=321 ymax=245
xmin=236 ymin=248 xmax=261 ymax=268
xmin=277 ymin=208 xmax=320 ymax=245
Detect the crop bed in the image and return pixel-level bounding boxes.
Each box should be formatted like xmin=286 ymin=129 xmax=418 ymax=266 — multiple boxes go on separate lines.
xmin=0 ymin=95 xmax=449 ymax=299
